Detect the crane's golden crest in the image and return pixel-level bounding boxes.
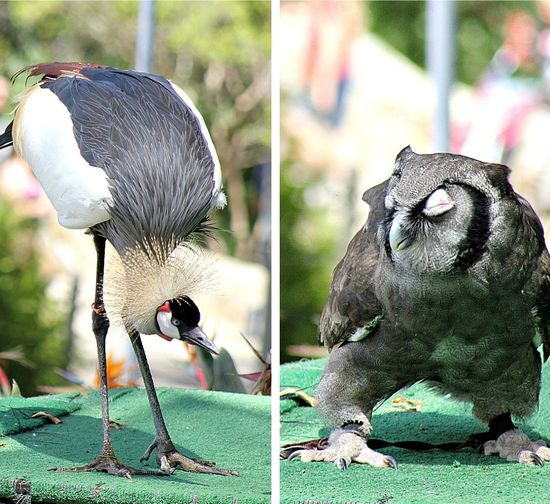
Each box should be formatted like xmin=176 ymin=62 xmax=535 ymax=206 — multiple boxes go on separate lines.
xmin=104 ymin=240 xmax=217 ymax=335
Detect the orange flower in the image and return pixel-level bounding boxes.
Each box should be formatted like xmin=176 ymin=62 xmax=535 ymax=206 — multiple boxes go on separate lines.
xmin=94 ymin=352 xmax=138 ymax=389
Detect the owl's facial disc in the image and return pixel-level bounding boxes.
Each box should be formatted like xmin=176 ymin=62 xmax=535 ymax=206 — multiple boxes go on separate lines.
xmin=422 ymin=188 xmax=454 ymax=217
xmin=389 ymin=188 xmax=455 ymax=253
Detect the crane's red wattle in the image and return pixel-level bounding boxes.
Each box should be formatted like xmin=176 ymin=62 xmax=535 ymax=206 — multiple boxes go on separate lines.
xmin=158 ymin=301 xmax=171 ymax=313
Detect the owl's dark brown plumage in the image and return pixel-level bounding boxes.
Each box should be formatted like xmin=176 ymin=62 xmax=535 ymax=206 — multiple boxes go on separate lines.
xmin=289 ymin=147 xmax=550 ymax=469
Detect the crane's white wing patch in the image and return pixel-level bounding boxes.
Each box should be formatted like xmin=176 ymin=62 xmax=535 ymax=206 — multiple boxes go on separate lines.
xmin=168 ymin=81 xmax=226 ymax=211
xmin=13 ymin=85 xmax=112 ymax=229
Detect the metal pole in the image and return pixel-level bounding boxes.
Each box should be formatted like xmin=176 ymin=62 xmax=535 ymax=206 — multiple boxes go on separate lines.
xmin=135 ymin=0 xmax=156 ymax=72
xmin=426 ymin=0 xmax=457 ymax=152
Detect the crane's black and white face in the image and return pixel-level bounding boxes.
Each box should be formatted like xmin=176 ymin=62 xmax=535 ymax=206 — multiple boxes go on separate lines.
xmin=380 ymin=147 xmax=505 ymax=275
xmin=155 ymin=296 xmax=218 ymax=355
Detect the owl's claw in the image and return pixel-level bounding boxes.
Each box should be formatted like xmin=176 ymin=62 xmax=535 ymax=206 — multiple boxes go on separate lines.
xmin=285 ymin=428 xmax=398 ymax=469
xmin=483 ymin=428 xmax=550 ymax=466
xmin=519 ymin=451 xmax=545 ymax=467
xmin=336 ymin=457 xmax=349 ymax=470
xmin=384 ymin=455 xmax=398 ymax=470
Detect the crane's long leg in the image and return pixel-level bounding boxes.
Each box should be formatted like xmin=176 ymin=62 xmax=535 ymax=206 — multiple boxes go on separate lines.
xmin=129 ymin=330 xmax=237 ymax=476
xmin=50 ymin=234 xmax=162 ymax=478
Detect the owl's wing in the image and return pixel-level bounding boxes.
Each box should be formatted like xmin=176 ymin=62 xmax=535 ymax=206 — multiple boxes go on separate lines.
xmin=536 ymin=251 xmax=550 ymax=362
xmin=516 ymin=194 xmax=550 ymax=361
xmin=318 ymin=179 xmax=389 ymax=350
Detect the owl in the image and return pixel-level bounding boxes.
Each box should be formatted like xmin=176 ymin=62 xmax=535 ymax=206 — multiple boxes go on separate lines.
xmin=286 ymin=146 xmax=550 ymax=469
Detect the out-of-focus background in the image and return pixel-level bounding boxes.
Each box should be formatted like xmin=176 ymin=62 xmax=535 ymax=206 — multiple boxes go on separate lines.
xmin=0 ymin=1 xmax=271 ymax=396
xmin=281 ymin=0 xmax=550 ymax=362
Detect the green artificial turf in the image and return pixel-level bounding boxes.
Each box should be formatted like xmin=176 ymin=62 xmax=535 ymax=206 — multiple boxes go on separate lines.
xmin=0 ymin=393 xmax=81 ymax=435
xmin=281 ymin=358 xmax=550 ymax=504
xmin=0 ymin=388 xmax=270 ymax=504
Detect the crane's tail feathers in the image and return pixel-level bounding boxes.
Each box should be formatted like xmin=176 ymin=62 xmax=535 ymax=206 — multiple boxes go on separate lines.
xmin=0 ymin=121 xmax=13 ymax=149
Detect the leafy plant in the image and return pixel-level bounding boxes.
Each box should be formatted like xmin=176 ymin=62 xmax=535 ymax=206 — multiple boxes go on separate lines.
xmin=280 ymin=156 xmax=337 ymax=362
xmin=0 ymin=200 xmax=66 ymax=395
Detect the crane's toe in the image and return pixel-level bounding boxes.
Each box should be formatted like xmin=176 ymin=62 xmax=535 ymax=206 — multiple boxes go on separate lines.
xmin=160 ymin=450 xmax=238 ymax=476
xmin=49 ymin=454 xmax=166 ymax=479
xmin=483 ymin=428 xmax=550 ymax=466
xmin=141 ymin=439 xmax=238 ymax=476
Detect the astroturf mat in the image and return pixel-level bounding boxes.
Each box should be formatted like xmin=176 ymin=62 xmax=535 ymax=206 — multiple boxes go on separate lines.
xmin=281 ymin=358 xmax=550 ymax=504
xmin=0 ymin=388 xmax=270 ymax=503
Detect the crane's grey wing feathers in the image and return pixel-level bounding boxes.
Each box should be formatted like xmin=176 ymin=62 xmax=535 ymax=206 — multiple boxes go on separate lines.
xmin=0 ymin=121 xmax=13 ymax=148
xmin=318 ymin=179 xmax=388 ymax=350
xmin=42 ymin=67 xmax=215 ymax=257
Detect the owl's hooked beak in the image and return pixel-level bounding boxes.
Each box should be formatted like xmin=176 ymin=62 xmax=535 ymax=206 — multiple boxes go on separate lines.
xmin=389 ymin=214 xmax=413 ymax=252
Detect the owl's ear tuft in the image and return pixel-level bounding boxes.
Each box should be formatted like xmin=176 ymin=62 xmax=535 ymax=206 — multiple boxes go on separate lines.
xmin=395 ymin=145 xmax=415 ymax=162
xmin=483 ymin=163 xmax=514 ymax=197
xmin=392 ymin=145 xmax=417 ymax=178
xmin=362 ymin=179 xmax=389 ymax=207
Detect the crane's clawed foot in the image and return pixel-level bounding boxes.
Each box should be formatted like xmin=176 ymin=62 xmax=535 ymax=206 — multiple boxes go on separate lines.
xmin=483 ymin=428 xmax=550 ymax=466
xmin=49 ymin=454 xmax=166 ymax=479
xmin=285 ymin=427 xmax=398 ymax=470
xmin=141 ymin=439 xmax=238 ymax=476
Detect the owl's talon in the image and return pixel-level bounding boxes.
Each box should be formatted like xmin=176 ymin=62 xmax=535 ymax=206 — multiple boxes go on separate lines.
xmin=384 ymin=456 xmax=398 ymax=470
xmin=484 ymin=428 xmax=550 ymax=466
xmin=336 ymin=457 xmax=349 ymax=470
xmin=287 ymin=450 xmax=305 ymax=462
xmin=284 ymin=428 xmax=397 ymax=469
xmin=519 ymin=450 xmax=544 ymax=467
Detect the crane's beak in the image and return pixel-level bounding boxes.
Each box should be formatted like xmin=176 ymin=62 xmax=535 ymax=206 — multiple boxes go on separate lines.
xmin=182 ymin=327 xmax=219 ymax=355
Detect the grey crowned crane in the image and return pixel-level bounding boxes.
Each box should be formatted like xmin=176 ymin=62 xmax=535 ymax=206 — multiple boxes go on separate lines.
xmin=0 ymin=62 xmax=236 ymax=478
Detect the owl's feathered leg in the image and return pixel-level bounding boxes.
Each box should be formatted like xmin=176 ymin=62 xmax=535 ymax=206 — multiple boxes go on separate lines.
xmin=284 ymin=344 xmax=399 ymax=470
xmin=472 ymin=357 xmax=549 ymax=466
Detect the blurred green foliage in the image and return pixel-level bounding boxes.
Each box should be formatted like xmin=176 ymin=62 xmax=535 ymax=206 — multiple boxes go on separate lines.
xmin=0 ymin=200 xmax=65 ymax=395
xmin=280 ymin=156 xmax=336 ymax=361
xmin=0 ymin=1 xmax=270 ymax=391
xmin=368 ymin=1 xmax=537 ymax=85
